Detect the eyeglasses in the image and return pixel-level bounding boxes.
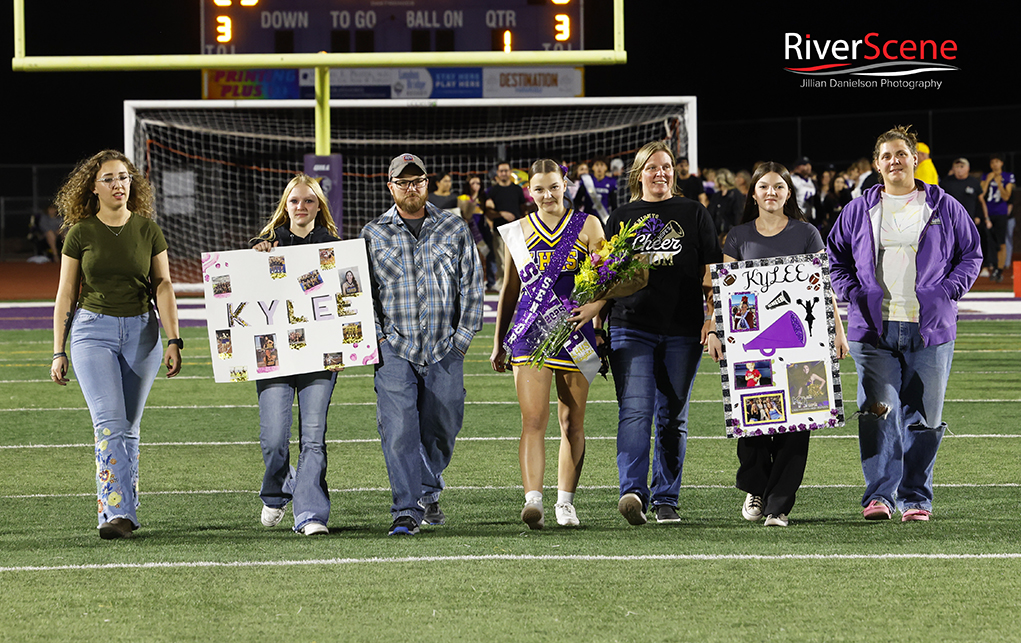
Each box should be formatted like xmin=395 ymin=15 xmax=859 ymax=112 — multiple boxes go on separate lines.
xmin=391 ymin=177 xmax=428 ymax=191
xmin=96 ymin=174 xmax=132 ymax=186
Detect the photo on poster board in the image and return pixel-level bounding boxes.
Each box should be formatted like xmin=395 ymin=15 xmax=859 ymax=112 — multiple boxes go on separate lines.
xmin=710 ymin=253 xmax=844 ymax=437
xmin=201 ymin=240 xmax=378 ymax=383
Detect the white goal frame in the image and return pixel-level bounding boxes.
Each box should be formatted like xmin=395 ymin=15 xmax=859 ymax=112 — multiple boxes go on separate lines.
xmin=125 ymin=96 xmax=698 ymax=290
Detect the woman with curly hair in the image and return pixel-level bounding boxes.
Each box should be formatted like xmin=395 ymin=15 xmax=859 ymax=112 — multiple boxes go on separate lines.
xmin=50 ymin=149 xmax=183 ymax=540
xmin=250 ymin=174 xmax=340 ymax=535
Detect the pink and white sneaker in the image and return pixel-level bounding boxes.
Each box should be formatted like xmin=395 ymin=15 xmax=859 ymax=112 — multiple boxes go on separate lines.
xmin=902 ymin=508 xmax=932 ymax=522
xmin=863 ymin=500 xmax=892 ymax=520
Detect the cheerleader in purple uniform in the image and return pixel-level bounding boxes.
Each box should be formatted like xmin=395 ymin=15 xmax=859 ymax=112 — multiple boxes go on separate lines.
xmin=491 ymin=159 xmax=606 ymax=529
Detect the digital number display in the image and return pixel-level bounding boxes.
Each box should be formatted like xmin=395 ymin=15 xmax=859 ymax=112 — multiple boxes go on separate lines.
xmin=202 ymin=0 xmax=583 ymax=55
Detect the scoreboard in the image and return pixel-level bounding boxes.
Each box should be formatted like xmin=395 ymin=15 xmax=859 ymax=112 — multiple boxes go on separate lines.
xmin=201 ymin=0 xmax=584 ymax=55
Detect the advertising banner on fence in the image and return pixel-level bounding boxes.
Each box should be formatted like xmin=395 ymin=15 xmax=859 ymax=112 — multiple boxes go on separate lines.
xmin=201 ymin=240 xmax=378 ymax=383
xmin=710 ymin=253 xmax=844 ymax=438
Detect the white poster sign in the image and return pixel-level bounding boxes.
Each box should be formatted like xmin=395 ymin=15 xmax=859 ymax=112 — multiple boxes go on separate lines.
xmin=710 ymin=253 xmax=845 ymax=438
xmin=201 ymin=240 xmax=378 ymax=383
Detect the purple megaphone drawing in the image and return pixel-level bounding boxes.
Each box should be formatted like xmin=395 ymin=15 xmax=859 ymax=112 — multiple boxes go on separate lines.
xmin=742 ymin=310 xmax=806 ymax=357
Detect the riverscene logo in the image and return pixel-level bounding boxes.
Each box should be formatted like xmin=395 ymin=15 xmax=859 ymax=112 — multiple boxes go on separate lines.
xmin=785 ymin=32 xmax=959 ymax=89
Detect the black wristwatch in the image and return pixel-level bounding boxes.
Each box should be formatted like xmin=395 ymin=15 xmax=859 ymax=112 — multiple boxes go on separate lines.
xmin=168 ymin=338 xmax=184 ymax=350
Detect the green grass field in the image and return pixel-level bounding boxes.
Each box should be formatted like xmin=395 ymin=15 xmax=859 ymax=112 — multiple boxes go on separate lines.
xmin=2 ymin=321 xmax=1020 ymax=642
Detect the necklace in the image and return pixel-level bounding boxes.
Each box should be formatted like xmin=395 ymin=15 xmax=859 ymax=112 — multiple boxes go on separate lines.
xmin=99 ymin=214 xmax=130 ymax=237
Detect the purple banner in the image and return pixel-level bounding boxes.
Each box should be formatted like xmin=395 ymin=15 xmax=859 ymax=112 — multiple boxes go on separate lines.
xmin=303 ymin=154 xmax=344 ymax=237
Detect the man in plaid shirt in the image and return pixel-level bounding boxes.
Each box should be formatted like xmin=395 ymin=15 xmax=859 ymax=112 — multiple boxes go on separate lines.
xmin=362 ymin=153 xmax=484 ymax=536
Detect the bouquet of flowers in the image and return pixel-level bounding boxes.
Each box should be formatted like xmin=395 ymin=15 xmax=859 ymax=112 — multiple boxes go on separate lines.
xmin=525 ymin=215 xmax=658 ymax=369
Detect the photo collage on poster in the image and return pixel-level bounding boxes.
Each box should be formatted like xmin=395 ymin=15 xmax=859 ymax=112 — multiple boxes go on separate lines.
xmin=200 ymin=240 xmax=376 ymax=383
xmin=710 ymin=254 xmax=844 ymax=438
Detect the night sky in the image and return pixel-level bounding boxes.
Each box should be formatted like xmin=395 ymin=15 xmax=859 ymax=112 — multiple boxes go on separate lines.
xmin=3 ymin=2 xmax=1018 ymax=192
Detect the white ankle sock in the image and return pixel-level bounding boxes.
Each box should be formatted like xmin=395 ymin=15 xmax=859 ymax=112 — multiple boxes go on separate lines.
xmin=525 ymin=490 xmax=542 ymax=504
xmin=557 ymin=490 xmax=575 ymax=505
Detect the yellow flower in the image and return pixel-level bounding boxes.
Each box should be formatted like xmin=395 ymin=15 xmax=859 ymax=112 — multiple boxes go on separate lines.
xmin=98 ymin=440 xmax=108 ymax=451
xmin=107 ymin=492 xmax=122 ymax=507
xmin=102 ymin=428 xmax=111 ymax=436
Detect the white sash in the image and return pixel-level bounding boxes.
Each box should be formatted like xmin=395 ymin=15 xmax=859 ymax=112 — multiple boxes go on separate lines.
xmin=499 ymin=218 xmax=600 ymax=382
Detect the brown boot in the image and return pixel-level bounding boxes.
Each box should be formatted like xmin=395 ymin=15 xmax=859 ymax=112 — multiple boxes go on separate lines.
xmin=99 ymin=517 xmax=135 ymax=540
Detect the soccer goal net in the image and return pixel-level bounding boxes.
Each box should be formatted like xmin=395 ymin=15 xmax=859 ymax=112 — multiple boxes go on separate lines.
xmin=126 ymin=97 xmax=697 ymax=289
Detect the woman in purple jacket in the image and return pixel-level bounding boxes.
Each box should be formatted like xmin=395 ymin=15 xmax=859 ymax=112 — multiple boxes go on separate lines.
xmin=826 ymin=126 xmax=982 ymax=523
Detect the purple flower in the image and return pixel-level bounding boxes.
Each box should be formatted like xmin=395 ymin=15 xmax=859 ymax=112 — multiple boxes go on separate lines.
xmin=767 ymin=427 xmax=777 ymax=435
xmin=733 ymin=428 xmax=743 ymax=436
xmin=812 ymin=256 xmax=821 ymax=265
xmin=798 ymin=423 xmax=807 ymax=431
xmin=597 ymin=264 xmax=618 ymax=285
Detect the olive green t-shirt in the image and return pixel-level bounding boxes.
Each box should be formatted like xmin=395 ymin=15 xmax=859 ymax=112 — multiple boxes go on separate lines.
xmin=62 ymin=215 xmax=169 ymax=317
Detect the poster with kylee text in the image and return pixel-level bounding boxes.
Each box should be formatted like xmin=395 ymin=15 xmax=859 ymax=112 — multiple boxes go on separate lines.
xmin=710 ymin=253 xmax=844 ymax=438
xmin=201 ymin=240 xmax=377 ymax=383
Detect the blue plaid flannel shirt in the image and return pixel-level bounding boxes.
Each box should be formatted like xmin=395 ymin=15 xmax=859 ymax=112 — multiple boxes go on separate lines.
xmin=361 ymin=201 xmax=484 ymax=366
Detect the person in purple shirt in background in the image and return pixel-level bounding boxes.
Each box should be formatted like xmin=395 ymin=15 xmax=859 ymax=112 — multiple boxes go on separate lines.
xmin=827 ymin=126 xmax=981 ymax=524
xmin=575 ymin=157 xmax=618 ymax=224
xmin=979 ymin=154 xmax=1015 ymax=282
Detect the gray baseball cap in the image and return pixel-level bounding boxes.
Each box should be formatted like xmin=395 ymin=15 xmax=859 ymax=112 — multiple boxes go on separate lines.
xmin=388 ymin=153 xmax=427 ymax=179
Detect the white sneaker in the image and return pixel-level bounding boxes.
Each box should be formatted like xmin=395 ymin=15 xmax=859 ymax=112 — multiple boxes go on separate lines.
xmin=555 ymin=502 xmax=580 ymax=527
xmin=521 ymin=498 xmax=544 ymax=530
xmin=742 ymin=494 xmax=764 ymax=521
xmin=764 ymin=513 xmax=789 ymax=527
xmin=261 ymin=505 xmax=285 ymax=527
xmin=618 ymin=493 xmax=647 ymax=525
xmin=302 ymin=521 xmax=329 ymax=536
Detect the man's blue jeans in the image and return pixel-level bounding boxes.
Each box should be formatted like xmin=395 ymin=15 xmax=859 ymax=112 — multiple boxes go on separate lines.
xmin=70 ymin=309 xmax=162 ymax=530
xmin=257 ymin=371 xmax=337 ymax=531
xmin=609 ymin=326 xmax=703 ymax=511
xmin=849 ymin=321 xmax=954 ymax=513
xmin=374 ymin=342 xmax=465 ymax=522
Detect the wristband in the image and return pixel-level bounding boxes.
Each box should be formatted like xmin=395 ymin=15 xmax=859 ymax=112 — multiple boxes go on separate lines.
xmin=53 ymin=352 xmax=67 ymax=360
xmin=168 ymin=338 xmax=184 ymax=350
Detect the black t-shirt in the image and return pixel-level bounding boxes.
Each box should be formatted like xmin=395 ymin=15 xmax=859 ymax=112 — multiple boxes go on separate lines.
xmin=486 ymin=182 xmax=527 ymax=228
xmin=941 ymin=176 xmax=983 ymax=219
xmin=251 ymin=224 xmax=339 ymax=247
xmin=605 ymin=196 xmax=723 ymax=336
xmin=676 ymin=175 xmax=704 ymax=201
xmin=427 ymin=192 xmax=458 ymax=210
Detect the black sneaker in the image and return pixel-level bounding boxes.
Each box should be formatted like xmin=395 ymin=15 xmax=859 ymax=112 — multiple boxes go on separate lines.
xmin=993 ymin=268 xmax=1004 ymax=283
xmin=388 ymin=516 xmax=420 ymax=536
xmin=422 ymin=502 xmax=445 ymax=526
xmin=654 ymin=505 xmax=681 ymax=523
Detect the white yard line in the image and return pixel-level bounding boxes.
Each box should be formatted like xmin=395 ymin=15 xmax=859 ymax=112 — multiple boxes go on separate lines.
xmin=3 ymin=396 xmax=1021 ymax=414
xmin=3 ymin=433 xmax=1020 ymax=450
xmin=4 ymin=481 xmax=1018 ymax=500
xmin=4 ymin=552 xmax=1021 ymax=574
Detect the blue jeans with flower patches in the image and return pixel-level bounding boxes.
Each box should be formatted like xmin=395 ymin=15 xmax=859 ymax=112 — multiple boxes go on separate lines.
xmin=849 ymin=321 xmax=954 ymax=514
xmin=69 ymin=309 xmax=162 ymax=530
xmin=257 ymin=371 xmax=337 ymax=532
